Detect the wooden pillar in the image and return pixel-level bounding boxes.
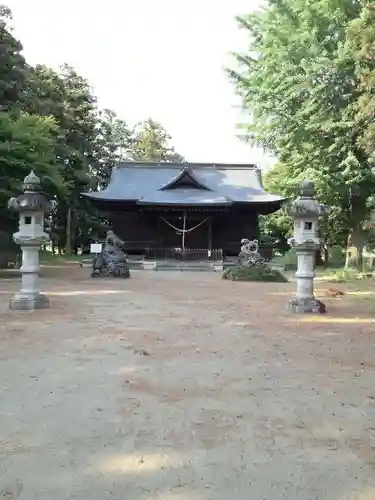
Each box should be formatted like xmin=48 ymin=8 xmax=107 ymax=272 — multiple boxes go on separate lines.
xmin=157 ymin=214 xmax=162 ymax=248
xmin=208 ymin=216 xmax=213 ymax=258
xmin=181 ymin=210 xmax=187 ymax=255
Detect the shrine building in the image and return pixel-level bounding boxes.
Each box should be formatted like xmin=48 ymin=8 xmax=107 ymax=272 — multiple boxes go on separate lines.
xmin=82 ymin=161 xmax=285 ymax=259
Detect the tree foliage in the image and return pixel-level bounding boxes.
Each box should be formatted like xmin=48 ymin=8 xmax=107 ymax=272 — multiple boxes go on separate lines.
xmin=0 ymin=5 xmax=26 ymax=112
xmin=230 ymin=0 xmax=375 ymax=267
xmin=93 ymin=109 xmax=133 ymax=189
xmin=132 ymin=119 xmax=184 ymax=163
xmin=0 ymin=5 xmax=183 ymax=255
xmin=0 ymin=112 xmax=61 ymax=229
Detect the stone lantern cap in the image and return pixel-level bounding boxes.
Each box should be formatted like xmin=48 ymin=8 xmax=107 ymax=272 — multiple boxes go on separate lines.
xmin=287 ymin=180 xmax=328 ymax=218
xmin=23 ymin=170 xmax=41 ymax=192
xmin=8 ymin=170 xmax=57 ymax=214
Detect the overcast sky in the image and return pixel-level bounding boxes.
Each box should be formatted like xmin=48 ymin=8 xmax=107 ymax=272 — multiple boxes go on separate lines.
xmin=7 ymin=0 xmax=271 ymax=167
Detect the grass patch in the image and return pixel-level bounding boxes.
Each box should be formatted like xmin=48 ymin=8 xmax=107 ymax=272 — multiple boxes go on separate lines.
xmin=222 ymin=264 xmax=288 ymax=282
xmin=270 ymin=249 xmax=297 ymax=271
xmin=324 ymin=268 xmax=373 ymax=283
xmin=40 ymin=252 xmax=89 ymax=265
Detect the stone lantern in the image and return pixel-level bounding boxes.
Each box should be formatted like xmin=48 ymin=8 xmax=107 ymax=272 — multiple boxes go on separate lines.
xmin=8 ymin=171 xmax=57 ymax=310
xmin=286 ymin=180 xmax=328 ymax=314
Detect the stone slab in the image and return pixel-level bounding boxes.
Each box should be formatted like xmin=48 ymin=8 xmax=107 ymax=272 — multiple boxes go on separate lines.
xmin=212 ymin=263 xmax=224 ymax=271
xmin=9 ymin=293 xmax=50 ymax=310
xmin=142 ymin=261 xmax=157 ymax=270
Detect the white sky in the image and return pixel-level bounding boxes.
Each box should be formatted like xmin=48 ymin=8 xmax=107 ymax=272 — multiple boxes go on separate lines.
xmin=7 ymin=0 xmax=271 ymax=167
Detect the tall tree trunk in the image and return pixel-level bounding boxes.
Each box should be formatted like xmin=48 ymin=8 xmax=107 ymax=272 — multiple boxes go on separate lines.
xmin=344 ymin=233 xmax=352 ymax=269
xmin=352 ymin=225 xmax=364 ymax=271
xmin=346 ymin=193 xmax=365 ymax=270
xmin=65 ymin=207 xmax=72 ymax=255
xmin=345 ymin=229 xmax=363 ymax=270
xmin=315 ymin=249 xmax=323 ymax=266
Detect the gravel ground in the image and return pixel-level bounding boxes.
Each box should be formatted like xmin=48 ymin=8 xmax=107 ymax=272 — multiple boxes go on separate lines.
xmin=0 ymin=269 xmax=375 ymax=500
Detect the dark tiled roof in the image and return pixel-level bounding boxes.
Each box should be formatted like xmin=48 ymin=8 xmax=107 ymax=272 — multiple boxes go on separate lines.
xmin=82 ymin=162 xmax=285 ymax=206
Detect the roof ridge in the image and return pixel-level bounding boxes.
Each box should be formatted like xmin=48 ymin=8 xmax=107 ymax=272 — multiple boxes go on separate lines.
xmin=116 ymin=161 xmax=259 ymax=170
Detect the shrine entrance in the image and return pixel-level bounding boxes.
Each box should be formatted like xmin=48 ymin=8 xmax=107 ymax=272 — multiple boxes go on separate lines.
xmin=142 ymin=211 xmax=223 ymax=261
xmin=159 ymin=211 xmax=212 ymax=252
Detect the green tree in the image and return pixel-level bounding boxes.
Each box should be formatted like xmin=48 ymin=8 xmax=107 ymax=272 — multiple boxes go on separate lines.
xmin=263 ymin=163 xmax=349 ymax=259
xmin=23 ymin=64 xmax=66 ymax=120
xmin=23 ymin=63 xmax=99 ymax=253
xmin=0 ymin=5 xmax=26 ymax=111
xmin=1 ymin=6 xmax=185 ymax=256
xmin=57 ymin=64 xmax=98 ymax=253
xmin=93 ymin=109 xmax=132 ymax=189
xmin=346 ymin=3 xmax=375 ymax=159
xmin=0 ymin=112 xmax=62 ymax=232
xmin=131 ymin=118 xmax=184 ymax=162
xmin=230 ymin=0 xmax=375 ymax=268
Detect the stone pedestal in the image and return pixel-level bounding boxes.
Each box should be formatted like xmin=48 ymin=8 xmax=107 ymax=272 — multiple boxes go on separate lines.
xmin=286 ymin=180 xmax=329 ymax=314
xmin=9 ymin=292 xmax=49 ymax=311
xmin=287 ymin=246 xmax=325 ymax=313
xmin=9 ymin=243 xmax=49 ymax=310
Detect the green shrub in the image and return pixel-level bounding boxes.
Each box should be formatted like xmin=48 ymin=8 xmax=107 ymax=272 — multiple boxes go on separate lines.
xmin=363 ymin=257 xmax=375 ymax=271
xmin=222 ymin=264 xmax=288 ymax=282
xmin=279 ymin=248 xmax=297 ymax=270
xmin=0 ymin=230 xmax=18 ymax=269
xmin=328 ymin=268 xmax=373 ymax=283
xmin=329 ymin=245 xmax=345 ymax=266
xmin=328 ymin=269 xmax=353 ymax=283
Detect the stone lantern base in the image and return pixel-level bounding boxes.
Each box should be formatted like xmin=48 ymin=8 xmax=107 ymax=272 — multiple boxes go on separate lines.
xmin=9 ymin=292 xmax=50 ymax=311
xmin=287 ymin=297 xmax=326 ymax=314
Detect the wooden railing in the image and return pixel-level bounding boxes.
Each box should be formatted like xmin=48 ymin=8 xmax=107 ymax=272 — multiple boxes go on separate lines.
xmin=144 ymin=248 xmax=223 ymax=262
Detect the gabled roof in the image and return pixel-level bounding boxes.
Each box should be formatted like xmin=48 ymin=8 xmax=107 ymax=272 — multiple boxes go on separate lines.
xmin=160 ymin=165 xmax=210 ymax=191
xmin=82 ymin=161 xmax=285 ymax=207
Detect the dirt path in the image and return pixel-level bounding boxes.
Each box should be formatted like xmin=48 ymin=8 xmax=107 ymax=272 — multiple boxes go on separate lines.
xmin=0 ymin=270 xmax=375 ymax=500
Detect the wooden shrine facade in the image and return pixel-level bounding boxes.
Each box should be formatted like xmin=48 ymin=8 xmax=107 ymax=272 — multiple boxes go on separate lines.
xmin=83 ymin=162 xmax=285 ymax=257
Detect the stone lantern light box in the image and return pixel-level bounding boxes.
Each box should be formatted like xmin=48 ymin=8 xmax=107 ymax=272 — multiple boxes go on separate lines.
xmin=18 ymin=207 xmax=44 ymax=239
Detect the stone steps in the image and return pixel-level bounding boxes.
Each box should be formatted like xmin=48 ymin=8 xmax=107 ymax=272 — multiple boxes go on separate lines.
xmin=142 ymin=260 xmax=223 ymax=272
